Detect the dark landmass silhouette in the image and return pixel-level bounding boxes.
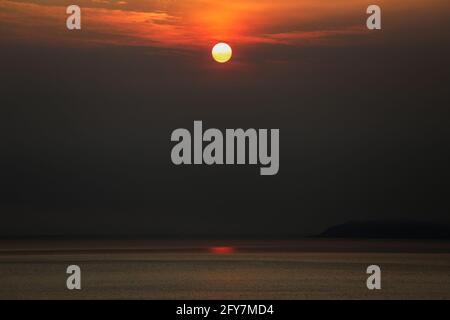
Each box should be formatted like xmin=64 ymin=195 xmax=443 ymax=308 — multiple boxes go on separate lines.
xmin=318 ymin=220 xmax=450 ymax=239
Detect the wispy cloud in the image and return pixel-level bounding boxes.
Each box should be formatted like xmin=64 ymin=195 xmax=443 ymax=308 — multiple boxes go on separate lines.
xmin=2 ymin=0 xmax=446 ymax=54
xmin=0 ymin=0 xmax=372 ymax=50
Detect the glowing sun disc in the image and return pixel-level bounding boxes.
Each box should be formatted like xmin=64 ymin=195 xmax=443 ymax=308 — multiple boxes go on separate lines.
xmin=212 ymin=42 xmax=232 ymax=63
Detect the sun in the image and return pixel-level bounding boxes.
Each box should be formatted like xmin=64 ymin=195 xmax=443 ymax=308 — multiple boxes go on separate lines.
xmin=212 ymin=42 xmax=232 ymax=63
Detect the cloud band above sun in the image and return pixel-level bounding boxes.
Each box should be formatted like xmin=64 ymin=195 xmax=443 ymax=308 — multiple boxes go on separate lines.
xmin=1 ymin=0 xmax=449 ymax=62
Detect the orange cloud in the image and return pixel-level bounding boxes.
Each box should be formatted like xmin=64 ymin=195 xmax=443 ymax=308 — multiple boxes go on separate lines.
xmin=1 ymin=0 xmax=448 ymax=52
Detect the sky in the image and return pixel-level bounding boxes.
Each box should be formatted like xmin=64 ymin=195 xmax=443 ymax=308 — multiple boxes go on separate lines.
xmin=1 ymin=0 xmax=449 ymax=237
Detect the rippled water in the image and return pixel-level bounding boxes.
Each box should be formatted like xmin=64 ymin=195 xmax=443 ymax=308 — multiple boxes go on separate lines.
xmin=1 ymin=250 xmax=449 ymax=299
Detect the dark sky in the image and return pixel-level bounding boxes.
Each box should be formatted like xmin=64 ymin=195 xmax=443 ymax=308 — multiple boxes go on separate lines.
xmin=1 ymin=0 xmax=449 ymax=236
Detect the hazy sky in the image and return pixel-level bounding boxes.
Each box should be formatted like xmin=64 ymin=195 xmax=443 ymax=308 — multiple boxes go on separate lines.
xmin=1 ymin=0 xmax=449 ymax=236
